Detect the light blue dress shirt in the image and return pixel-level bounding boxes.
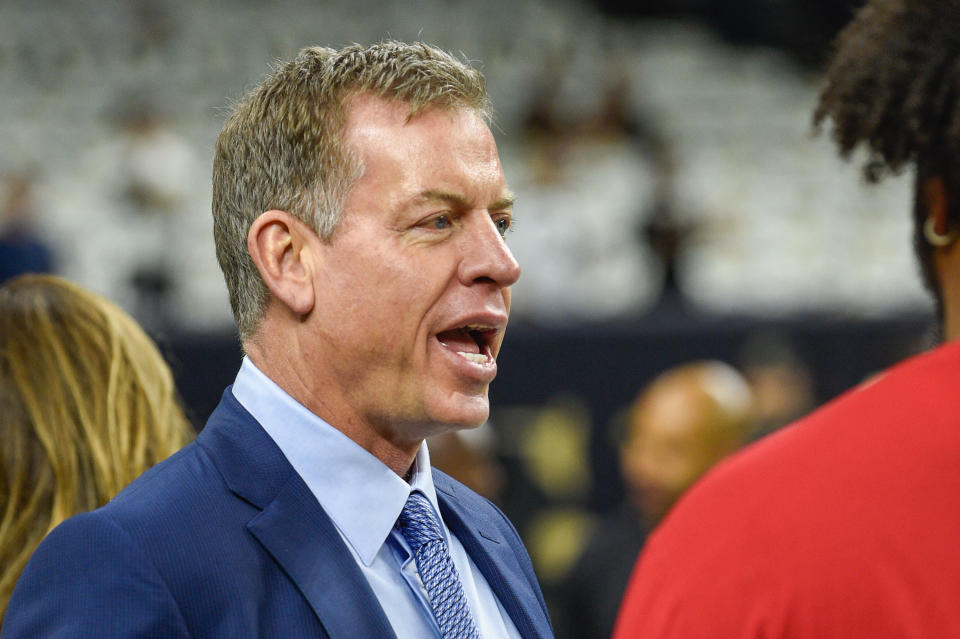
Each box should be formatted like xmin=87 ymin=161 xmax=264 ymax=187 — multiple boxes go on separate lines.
xmin=232 ymin=357 xmax=521 ymax=639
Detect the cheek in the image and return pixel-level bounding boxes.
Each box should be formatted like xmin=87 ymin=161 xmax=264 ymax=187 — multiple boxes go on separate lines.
xmin=671 ymin=463 xmax=702 ymax=493
xmin=336 ymin=252 xmax=417 ymax=310
xmin=638 ymin=448 xmax=688 ymax=491
xmin=319 ymin=259 xmax=413 ymax=346
xmin=358 ymin=265 xmax=446 ymax=351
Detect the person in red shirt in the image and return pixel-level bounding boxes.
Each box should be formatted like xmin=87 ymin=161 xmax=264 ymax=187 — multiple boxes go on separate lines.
xmin=614 ymin=1 xmax=960 ymax=637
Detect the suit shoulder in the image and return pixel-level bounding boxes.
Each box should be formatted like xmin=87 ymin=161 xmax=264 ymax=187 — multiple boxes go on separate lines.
xmin=4 ymin=510 xmax=191 ymax=637
xmin=433 ymin=469 xmax=504 ymax=515
xmin=433 ymin=469 xmax=525 ymax=538
xmin=105 ymin=438 xmax=219 ymax=515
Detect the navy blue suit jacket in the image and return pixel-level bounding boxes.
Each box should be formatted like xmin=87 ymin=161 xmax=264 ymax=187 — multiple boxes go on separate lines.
xmin=2 ymin=389 xmax=553 ymax=638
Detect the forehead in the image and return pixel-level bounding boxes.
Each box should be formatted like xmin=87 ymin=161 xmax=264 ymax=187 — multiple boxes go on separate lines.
xmin=344 ymin=95 xmax=495 ymax=158
xmin=342 ymin=95 xmax=505 ymax=206
xmin=633 ymin=384 xmax=717 ymax=441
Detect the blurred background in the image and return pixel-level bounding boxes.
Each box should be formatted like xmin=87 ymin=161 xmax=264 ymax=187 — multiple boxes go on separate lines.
xmin=0 ymin=0 xmax=936 ymax=633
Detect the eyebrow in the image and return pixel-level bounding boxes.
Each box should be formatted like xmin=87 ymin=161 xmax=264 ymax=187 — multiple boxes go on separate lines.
xmin=413 ymin=189 xmax=515 ymax=212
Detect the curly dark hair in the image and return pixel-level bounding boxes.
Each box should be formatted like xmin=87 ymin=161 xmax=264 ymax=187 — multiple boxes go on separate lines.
xmin=815 ymin=0 xmax=960 ymax=316
xmin=816 ymin=0 xmax=960 ymax=177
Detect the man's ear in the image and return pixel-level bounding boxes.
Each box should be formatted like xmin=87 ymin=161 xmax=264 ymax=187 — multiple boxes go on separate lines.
xmin=247 ymin=209 xmax=316 ymax=315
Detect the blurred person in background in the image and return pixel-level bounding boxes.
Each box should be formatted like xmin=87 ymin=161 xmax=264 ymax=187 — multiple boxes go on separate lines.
xmin=428 ymin=427 xmax=506 ymax=504
xmin=615 ymin=1 xmax=960 ymax=636
xmin=619 ymin=361 xmax=754 ymax=527
xmin=73 ymin=99 xmax=210 ymax=331
xmin=738 ymin=331 xmax=816 ymax=440
xmin=3 ymin=42 xmax=552 ymax=639
xmin=505 ymin=74 xmax=668 ymax=324
xmin=0 ymin=174 xmax=54 ymax=284
xmin=0 ymin=274 xmax=192 ymax=624
xmin=555 ymin=361 xmax=752 ymax=639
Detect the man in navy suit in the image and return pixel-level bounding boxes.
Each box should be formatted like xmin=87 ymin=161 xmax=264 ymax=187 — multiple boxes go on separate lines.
xmin=3 ymin=41 xmax=553 ymax=639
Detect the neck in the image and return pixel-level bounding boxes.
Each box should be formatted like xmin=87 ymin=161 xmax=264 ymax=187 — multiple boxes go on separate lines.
xmin=944 ymin=307 xmax=960 ymax=343
xmin=935 ymin=248 xmax=960 ymax=342
xmin=244 ymin=332 xmax=422 ymax=477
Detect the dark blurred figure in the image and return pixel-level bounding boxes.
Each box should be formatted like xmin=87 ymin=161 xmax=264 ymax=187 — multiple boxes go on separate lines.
xmin=428 ymin=427 xmax=505 ymax=504
xmin=556 ymin=361 xmax=752 ymax=639
xmin=739 ymin=331 xmax=816 ymax=440
xmin=508 ymin=73 xmax=671 ymax=322
xmin=112 ymin=102 xmax=186 ymax=328
xmin=0 ymin=174 xmax=54 ymax=284
xmin=616 ymin=2 xmax=960 ymax=636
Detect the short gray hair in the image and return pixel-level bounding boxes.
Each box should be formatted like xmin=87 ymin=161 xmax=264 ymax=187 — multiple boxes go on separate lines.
xmin=212 ymin=41 xmax=491 ymax=341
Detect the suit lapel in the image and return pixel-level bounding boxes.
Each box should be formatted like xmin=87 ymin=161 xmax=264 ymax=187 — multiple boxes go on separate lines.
xmin=199 ymin=390 xmax=396 ymax=639
xmin=436 ymin=481 xmax=551 ymax=639
xmin=247 ymin=475 xmax=397 ymax=639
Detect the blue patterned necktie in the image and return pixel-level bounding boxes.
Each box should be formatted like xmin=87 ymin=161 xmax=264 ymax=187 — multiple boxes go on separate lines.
xmin=397 ymin=491 xmax=482 ymax=639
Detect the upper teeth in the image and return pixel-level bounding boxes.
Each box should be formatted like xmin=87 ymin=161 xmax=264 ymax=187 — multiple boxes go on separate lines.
xmin=465 ymin=324 xmax=493 ymax=331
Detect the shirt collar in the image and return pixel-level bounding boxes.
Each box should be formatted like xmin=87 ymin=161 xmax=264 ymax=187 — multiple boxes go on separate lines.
xmin=231 ymin=356 xmax=442 ymax=566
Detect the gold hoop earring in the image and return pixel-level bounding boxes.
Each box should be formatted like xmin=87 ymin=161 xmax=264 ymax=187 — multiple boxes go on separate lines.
xmin=924 ymin=217 xmax=958 ymax=247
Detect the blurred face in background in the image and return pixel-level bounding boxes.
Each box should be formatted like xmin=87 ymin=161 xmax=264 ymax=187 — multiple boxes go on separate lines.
xmin=621 ymin=366 xmax=750 ymax=525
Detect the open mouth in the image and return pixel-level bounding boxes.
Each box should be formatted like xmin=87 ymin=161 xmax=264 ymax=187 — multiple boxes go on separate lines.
xmin=436 ymin=324 xmax=497 ymax=364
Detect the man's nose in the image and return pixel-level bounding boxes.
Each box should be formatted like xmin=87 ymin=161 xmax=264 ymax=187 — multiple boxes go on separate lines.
xmin=458 ymin=214 xmax=521 ymax=288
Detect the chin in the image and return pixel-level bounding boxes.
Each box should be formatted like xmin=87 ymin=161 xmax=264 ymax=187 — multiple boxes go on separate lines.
xmin=426 ymin=394 xmax=490 ymax=431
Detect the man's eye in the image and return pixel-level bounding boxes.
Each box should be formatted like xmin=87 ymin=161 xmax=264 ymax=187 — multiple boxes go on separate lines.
xmin=495 ymin=216 xmax=511 ymax=237
xmin=430 ymin=215 xmax=452 ymax=230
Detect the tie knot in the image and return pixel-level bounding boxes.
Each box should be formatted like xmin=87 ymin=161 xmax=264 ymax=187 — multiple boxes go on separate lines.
xmin=398 ymin=491 xmax=444 ymax=548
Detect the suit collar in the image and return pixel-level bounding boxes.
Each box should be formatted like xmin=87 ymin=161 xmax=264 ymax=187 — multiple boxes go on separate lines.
xmin=198 ymin=389 xmax=397 ymax=639
xmin=247 ymin=474 xmax=397 ymax=639
xmin=231 ymin=359 xmax=423 ymax=567
xmin=195 ymin=388 xmax=292 ymax=509
xmin=435 ymin=474 xmax=553 ymax=639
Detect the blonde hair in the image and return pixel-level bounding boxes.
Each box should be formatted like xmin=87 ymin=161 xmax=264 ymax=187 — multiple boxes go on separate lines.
xmin=0 ymin=274 xmax=193 ymax=619
xmin=212 ymin=40 xmax=491 ymax=340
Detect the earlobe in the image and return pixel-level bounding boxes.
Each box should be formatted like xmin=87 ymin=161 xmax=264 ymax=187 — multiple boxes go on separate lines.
xmin=922 ymin=177 xmax=958 ymax=247
xmin=247 ymin=210 xmax=316 ymax=315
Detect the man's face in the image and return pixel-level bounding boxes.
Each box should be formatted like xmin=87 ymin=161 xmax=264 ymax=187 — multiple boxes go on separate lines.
xmin=621 ymin=386 xmax=728 ymax=524
xmin=304 ymin=95 xmax=519 ymax=445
